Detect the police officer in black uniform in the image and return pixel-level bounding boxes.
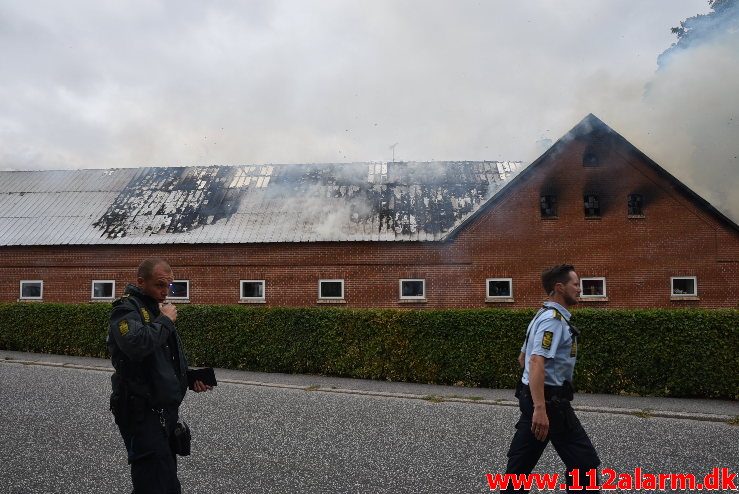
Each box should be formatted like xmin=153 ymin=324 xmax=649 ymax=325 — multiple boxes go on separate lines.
xmin=108 ymin=258 xmax=211 ymax=494
xmin=503 ymin=264 xmax=600 ymax=493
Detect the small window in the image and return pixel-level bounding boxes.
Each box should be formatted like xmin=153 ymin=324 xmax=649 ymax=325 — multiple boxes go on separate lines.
xmin=628 ymin=194 xmax=644 ymax=216
xmin=671 ymin=277 xmax=697 ymax=297
xmin=91 ymin=280 xmax=115 ymax=300
xmin=400 ymin=279 xmax=425 ymax=299
xmin=319 ymin=279 xmax=344 ymax=299
xmin=240 ymin=280 xmax=265 ymax=300
xmin=584 ymin=194 xmax=600 ymax=217
xmin=168 ymin=280 xmax=190 ymax=300
xmin=20 ymin=280 xmax=43 ymax=300
xmin=540 ymin=195 xmax=557 ymax=218
xmin=486 ymin=278 xmax=512 ymax=299
xmin=580 ymin=277 xmax=606 ymax=298
xmin=583 ymin=150 xmax=599 ymax=167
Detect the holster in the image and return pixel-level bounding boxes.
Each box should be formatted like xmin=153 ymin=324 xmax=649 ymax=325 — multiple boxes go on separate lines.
xmin=169 ymin=421 xmax=191 ymax=456
xmin=109 ymin=391 xmax=128 ymax=427
xmin=109 ymin=386 xmax=149 ymax=426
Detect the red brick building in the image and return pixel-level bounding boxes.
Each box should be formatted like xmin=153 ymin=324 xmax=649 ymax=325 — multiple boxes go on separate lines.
xmin=1 ymin=114 xmax=737 ymax=308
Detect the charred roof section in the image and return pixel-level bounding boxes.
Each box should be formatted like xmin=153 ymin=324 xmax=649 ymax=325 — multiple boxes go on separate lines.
xmin=0 ymin=161 xmax=520 ymax=246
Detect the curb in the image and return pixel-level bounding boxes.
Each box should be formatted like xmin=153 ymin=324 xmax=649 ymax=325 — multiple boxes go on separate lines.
xmin=2 ymin=357 xmax=735 ymax=425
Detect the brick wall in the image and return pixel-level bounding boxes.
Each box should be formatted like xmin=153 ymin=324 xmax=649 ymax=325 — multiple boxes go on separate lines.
xmin=1 ymin=135 xmax=737 ymax=308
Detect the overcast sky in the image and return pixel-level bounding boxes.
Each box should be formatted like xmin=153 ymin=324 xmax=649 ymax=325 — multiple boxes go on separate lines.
xmin=1 ymin=1 xmax=737 ymax=220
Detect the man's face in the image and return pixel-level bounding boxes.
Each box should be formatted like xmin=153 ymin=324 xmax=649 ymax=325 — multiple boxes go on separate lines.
xmin=558 ymin=271 xmax=581 ymax=306
xmin=138 ymin=264 xmax=174 ymax=303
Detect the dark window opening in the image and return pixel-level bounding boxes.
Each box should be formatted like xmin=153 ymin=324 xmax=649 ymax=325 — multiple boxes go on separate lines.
xmin=672 ymin=277 xmax=697 ymax=296
xmin=400 ymin=279 xmax=425 ymax=298
xmin=92 ymin=281 xmax=114 ymax=299
xmin=241 ymin=281 xmax=264 ymax=299
xmin=584 ymin=194 xmax=600 ymax=217
xmin=168 ymin=281 xmax=189 ymax=299
xmin=583 ymin=152 xmax=599 ymax=167
xmin=21 ymin=282 xmax=42 ymax=299
xmin=487 ymin=280 xmax=512 ymax=298
xmin=540 ymin=195 xmax=557 ymax=218
xmin=581 ymin=278 xmax=606 ymax=297
xmin=628 ymin=194 xmax=644 ymax=216
xmin=319 ymin=280 xmax=344 ymax=298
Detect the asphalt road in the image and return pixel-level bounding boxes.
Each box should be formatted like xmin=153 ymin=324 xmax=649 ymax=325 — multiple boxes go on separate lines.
xmin=0 ymin=361 xmax=736 ymax=494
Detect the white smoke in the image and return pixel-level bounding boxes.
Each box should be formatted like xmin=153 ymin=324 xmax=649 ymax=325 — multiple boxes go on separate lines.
xmin=1 ymin=1 xmax=734 ymax=222
xmin=562 ymin=2 xmax=739 ymax=222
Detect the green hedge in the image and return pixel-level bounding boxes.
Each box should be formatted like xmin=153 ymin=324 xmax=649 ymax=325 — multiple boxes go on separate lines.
xmin=0 ymin=303 xmax=736 ymax=399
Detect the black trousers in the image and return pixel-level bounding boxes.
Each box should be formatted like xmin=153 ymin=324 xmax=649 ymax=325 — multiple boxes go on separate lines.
xmin=504 ymin=392 xmax=600 ymax=493
xmin=116 ymin=407 xmax=181 ymax=494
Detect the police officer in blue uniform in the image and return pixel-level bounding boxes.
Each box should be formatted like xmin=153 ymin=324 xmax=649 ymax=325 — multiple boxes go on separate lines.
xmin=503 ymin=264 xmax=600 ymax=493
xmin=108 ymin=258 xmax=211 ymax=494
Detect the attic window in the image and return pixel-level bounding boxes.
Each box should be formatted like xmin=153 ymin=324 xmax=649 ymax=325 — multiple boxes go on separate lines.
xmin=583 ymin=151 xmax=599 ymax=167
xmin=584 ymin=194 xmax=600 ymax=218
xmin=628 ymin=194 xmax=644 ymax=217
xmin=540 ymin=195 xmax=557 ymax=218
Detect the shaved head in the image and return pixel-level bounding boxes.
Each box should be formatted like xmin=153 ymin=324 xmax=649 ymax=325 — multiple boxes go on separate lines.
xmin=137 ymin=258 xmax=172 ymax=281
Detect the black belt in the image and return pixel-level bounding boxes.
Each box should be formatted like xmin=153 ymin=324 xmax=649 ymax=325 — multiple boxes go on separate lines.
xmin=517 ymin=381 xmax=574 ymax=401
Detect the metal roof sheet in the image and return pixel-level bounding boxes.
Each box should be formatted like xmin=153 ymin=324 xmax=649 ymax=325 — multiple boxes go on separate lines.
xmin=0 ymin=161 xmax=521 ymax=246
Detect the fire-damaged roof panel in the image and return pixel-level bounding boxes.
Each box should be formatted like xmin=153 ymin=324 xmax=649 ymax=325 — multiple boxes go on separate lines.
xmin=0 ymin=161 xmax=520 ymax=246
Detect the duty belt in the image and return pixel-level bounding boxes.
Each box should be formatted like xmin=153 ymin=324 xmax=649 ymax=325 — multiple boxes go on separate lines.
xmin=517 ymin=381 xmax=574 ymax=401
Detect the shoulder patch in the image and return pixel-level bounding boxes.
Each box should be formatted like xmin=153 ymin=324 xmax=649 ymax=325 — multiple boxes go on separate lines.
xmin=112 ymin=293 xmax=132 ymax=307
xmin=542 ymin=331 xmax=553 ymax=350
xmin=118 ymin=320 xmax=129 ymax=336
xmin=140 ymin=308 xmax=151 ymax=324
xmin=552 ymin=310 xmax=562 ymax=320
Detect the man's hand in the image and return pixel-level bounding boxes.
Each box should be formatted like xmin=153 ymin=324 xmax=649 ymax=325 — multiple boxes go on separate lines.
xmin=531 ymin=405 xmax=549 ymax=441
xmin=192 ymin=380 xmax=212 ymax=393
xmin=160 ymin=303 xmax=177 ymax=322
xmin=517 ymin=352 xmax=525 ymax=369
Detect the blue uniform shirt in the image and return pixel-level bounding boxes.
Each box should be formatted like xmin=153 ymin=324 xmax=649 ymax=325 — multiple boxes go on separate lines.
xmin=520 ymin=301 xmax=578 ymax=386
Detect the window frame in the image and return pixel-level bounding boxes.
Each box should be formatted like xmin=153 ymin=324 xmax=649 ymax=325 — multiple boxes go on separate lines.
xmin=318 ymin=279 xmax=345 ymax=300
xmin=91 ymin=280 xmax=116 ymax=300
xmin=240 ymin=279 xmax=266 ymax=303
xmin=583 ymin=193 xmax=601 ymax=218
xmin=579 ymin=277 xmax=607 ymax=299
xmin=486 ymin=278 xmax=513 ymax=302
xmin=399 ymin=278 xmax=426 ymax=300
xmin=671 ymin=276 xmax=698 ymax=297
xmin=19 ymin=280 xmax=44 ymax=301
xmin=167 ymin=280 xmax=190 ymax=301
xmin=628 ymin=193 xmax=644 ymax=217
xmin=540 ymin=195 xmax=558 ymax=218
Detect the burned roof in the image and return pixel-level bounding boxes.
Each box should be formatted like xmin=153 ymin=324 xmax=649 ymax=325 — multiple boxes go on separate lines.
xmin=0 ymin=161 xmax=520 ymax=246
